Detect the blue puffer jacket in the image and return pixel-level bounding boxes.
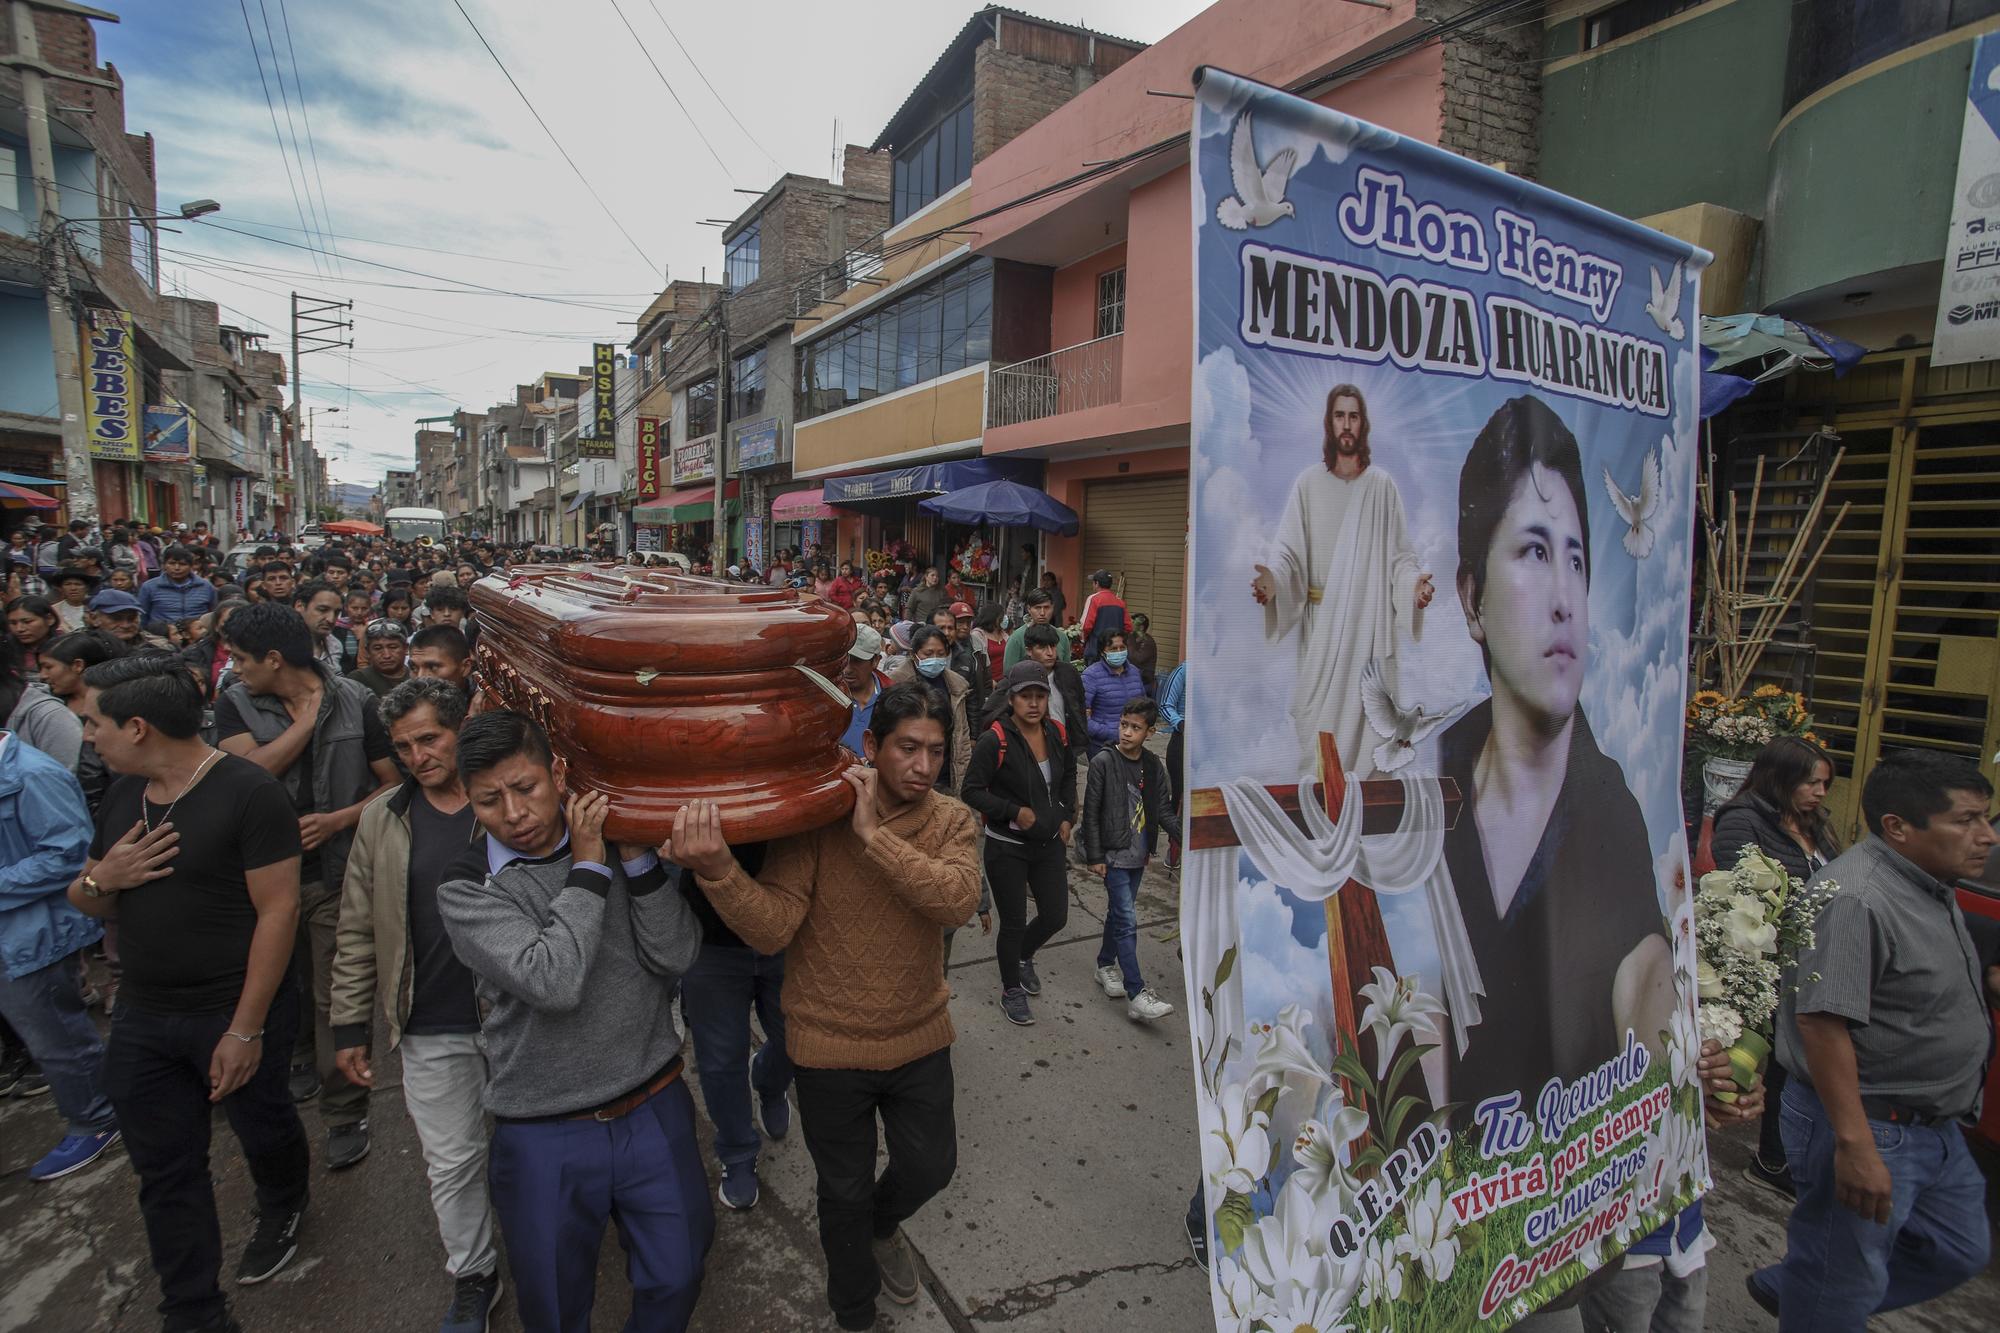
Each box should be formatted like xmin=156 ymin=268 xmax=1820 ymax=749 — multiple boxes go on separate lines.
xmin=1081 ymin=659 xmax=1149 ymax=752
xmin=0 ymin=733 xmax=99 ymax=980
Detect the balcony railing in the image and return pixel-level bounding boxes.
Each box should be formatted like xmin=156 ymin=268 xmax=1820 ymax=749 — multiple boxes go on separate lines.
xmin=987 ymin=333 xmax=1123 ymax=429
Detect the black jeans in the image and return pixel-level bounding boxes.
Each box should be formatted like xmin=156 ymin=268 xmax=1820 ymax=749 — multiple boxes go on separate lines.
xmin=985 ymin=837 xmax=1069 ymax=991
xmin=793 ymin=1048 xmax=957 ymax=1326
xmin=102 ymin=980 xmax=309 ymax=1327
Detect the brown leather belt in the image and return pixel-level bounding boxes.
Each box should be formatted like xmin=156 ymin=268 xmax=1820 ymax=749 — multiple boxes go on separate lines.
xmin=497 ymin=1057 xmax=683 ymax=1126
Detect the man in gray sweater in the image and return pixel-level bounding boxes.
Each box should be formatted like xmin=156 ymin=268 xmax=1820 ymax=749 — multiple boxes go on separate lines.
xmin=436 ymin=711 xmax=711 ymax=1332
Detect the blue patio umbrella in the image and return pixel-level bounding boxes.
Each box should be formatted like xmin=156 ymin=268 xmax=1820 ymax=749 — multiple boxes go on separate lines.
xmin=919 ymin=479 xmax=1079 ymax=535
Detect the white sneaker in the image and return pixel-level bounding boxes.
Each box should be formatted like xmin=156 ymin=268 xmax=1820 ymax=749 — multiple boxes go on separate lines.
xmin=1096 ymin=965 xmax=1127 ymax=999
xmin=1127 ymin=988 xmax=1175 ymax=1022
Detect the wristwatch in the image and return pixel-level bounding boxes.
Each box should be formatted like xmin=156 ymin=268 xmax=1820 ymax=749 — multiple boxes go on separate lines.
xmin=80 ymin=874 xmax=104 ymax=899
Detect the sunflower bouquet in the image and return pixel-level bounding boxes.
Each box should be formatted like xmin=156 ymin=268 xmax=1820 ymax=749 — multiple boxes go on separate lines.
xmin=1691 ymin=844 xmax=1839 ymax=1098
xmin=1686 ymin=683 xmax=1819 ymax=762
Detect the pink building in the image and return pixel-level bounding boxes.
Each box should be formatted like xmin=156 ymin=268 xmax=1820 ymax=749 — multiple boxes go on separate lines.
xmin=970 ymin=0 xmax=1531 ymax=666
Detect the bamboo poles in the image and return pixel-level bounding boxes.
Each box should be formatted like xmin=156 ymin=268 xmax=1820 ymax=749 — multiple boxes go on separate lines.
xmin=1697 ymin=431 xmax=1851 ymax=698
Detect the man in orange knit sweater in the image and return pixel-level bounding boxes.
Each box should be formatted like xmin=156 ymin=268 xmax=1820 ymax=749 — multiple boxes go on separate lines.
xmin=665 ymin=682 xmax=980 ymax=1332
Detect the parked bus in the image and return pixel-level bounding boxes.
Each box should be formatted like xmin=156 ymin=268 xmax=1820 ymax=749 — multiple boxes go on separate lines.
xmin=384 ymin=507 xmax=448 ymax=545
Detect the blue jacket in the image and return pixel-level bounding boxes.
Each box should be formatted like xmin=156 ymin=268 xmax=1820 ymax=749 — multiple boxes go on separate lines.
xmin=0 ymin=734 xmax=99 ymax=979
xmin=1082 ymin=659 xmax=1148 ymax=750
xmin=1157 ymin=662 xmax=1187 ymax=733
xmin=137 ymin=571 xmax=217 ymax=624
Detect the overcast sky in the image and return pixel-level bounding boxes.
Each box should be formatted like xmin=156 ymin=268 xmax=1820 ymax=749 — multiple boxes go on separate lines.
xmin=98 ymin=0 xmax=1213 ymax=487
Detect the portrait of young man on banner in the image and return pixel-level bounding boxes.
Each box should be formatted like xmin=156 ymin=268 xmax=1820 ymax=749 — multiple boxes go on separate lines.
xmin=1183 ymin=69 xmax=1710 ymax=1333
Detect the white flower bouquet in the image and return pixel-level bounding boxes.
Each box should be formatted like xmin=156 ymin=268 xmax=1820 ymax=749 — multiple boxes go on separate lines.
xmin=1692 ymin=845 xmax=1839 ymax=1100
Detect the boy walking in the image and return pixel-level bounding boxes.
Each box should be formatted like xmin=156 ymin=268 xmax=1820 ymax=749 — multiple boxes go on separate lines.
xmin=1080 ymin=697 xmax=1178 ymax=1022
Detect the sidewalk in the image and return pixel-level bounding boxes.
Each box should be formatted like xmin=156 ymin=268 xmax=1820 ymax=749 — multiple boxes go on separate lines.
xmin=4 ymin=856 xmax=1996 ymax=1330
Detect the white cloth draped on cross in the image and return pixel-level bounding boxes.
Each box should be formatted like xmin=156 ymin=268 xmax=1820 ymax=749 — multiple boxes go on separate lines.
xmin=1218 ymin=770 xmax=1485 ymax=1055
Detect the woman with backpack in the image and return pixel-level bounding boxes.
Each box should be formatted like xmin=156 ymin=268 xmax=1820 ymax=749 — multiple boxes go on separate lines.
xmin=959 ymin=661 xmax=1077 ymax=1028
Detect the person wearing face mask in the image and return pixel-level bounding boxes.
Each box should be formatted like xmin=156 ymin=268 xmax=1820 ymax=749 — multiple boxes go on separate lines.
xmin=885 ymin=625 xmax=972 ymax=796
xmin=1080 ymin=630 xmax=1147 ymax=760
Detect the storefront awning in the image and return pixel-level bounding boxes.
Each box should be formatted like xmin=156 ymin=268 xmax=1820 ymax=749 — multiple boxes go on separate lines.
xmin=633 ymin=480 xmax=742 ymax=525
xmin=564 ymin=490 xmax=594 ymax=514
xmin=0 ymin=482 xmax=59 ymax=509
xmin=0 ymin=472 xmax=61 ymax=487
xmin=920 ymin=478 xmax=1077 ymax=535
xmin=771 ymin=489 xmax=837 ymax=522
xmin=819 ymin=457 xmax=1040 ymax=508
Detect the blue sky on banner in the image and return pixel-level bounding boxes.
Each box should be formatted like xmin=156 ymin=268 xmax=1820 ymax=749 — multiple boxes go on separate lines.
xmin=97 ymin=1 xmax=1208 ymax=484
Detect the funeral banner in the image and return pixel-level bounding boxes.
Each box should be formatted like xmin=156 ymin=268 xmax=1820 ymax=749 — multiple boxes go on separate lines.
xmin=580 ymin=342 xmax=617 ymax=457
xmin=86 ymin=310 xmax=141 ymax=461
xmin=1933 ymin=33 xmax=2000 ymax=366
xmin=1184 ymin=70 xmax=1710 ymax=1331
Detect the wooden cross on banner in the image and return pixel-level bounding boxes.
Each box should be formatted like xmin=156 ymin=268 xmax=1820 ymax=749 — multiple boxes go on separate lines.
xmin=1186 ymin=734 xmax=1462 ymax=1138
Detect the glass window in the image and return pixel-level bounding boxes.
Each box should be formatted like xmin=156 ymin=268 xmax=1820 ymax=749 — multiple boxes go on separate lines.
xmin=793 ymin=259 xmax=993 ymax=420
xmin=725 ymin=218 xmax=760 ymax=290
xmin=890 ymin=97 xmax=973 ymax=223
xmin=686 ymin=377 xmax=716 ymax=438
xmin=730 ymin=344 xmax=766 ymax=420
xmin=1096 ymin=266 xmax=1126 ymax=338
xmin=0 ymin=143 xmax=18 ymax=214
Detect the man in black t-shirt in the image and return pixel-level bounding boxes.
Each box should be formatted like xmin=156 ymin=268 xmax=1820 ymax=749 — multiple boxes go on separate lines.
xmin=328 ymin=678 xmax=502 ymax=1330
xmin=215 ymin=603 xmax=398 ymax=1170
xmin=69 ymin=655 xmax=310 ymax=1331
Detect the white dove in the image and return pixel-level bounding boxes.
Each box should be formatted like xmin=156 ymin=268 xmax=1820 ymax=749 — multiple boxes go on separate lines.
xmin=1645 ymin=260 xmax=1685 ymax=340
xmin=1602 ymin=447 xmax=1662 ymax=559
xmin=1216 ymin=112 xmax=1297 ymax=230
xmin=1360 ymin=657 xmax=1452 ymax=774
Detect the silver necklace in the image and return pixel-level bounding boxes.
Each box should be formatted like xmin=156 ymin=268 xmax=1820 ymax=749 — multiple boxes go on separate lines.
xmin=145 ymin=748 xmax=222 ymax=833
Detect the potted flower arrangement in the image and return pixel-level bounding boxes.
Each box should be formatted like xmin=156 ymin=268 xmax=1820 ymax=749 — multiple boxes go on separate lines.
xmin=1686 ymin=683 xmax=1820 ymax=817
xmin=1691 ymin=844 xmax=1840 ymax=1101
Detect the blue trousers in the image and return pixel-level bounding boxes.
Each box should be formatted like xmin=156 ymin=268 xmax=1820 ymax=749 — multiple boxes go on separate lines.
xmin=489 ymin=1077 xmax=716 ymax=1333
xmin=0 ymin=949 xmax=116 ymax=1136
xmin=1757 ymin=1078 xmax=1990 ymax=1332
xmin=680 ymin=944 xmax=792 ymax=1170
xmin=1096 ymin=864 xmax=1145 ymax=995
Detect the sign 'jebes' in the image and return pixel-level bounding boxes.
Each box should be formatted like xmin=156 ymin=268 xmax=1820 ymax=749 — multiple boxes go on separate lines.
xmin=1184 ymin=70 xmax=1711 ymax=1331
xmin=86 ymin=310 xmax=140 ymax=461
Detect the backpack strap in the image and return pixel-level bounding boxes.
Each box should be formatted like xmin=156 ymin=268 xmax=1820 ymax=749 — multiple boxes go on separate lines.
xmin=989 ymin=719 xmax=1008 ymax=768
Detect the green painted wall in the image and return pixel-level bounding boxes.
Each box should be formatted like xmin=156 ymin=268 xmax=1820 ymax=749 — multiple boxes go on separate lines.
xmin=1762 ymin=40 xmax=1975 ymax=308
xmin=1538 ymin=0 xmax=1790 ymax=222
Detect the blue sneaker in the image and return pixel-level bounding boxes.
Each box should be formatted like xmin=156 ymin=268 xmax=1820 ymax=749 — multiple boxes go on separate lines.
xmin=440 ymin=1270 xmax=502 ymax=1333
xmin=29 ymin=1129 xmax=121 ymax=1182
xmin=751 ymin=1047 xmax=790 ymax=1141
xmin=718 ymin=1161 xmax=760 ymax=1210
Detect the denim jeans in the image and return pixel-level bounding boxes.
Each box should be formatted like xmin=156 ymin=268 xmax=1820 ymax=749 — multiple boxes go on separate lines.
xmin=1097 ymin=864 xmax=1145 ymax=995
xmin=0 ymin=949 xmax=117 ymax=1136
xmin=1579 ymin=1260 xmax=1707 ymax=1333
xmin=680 ymin=944 xmax=792 ymax=1171
xmin=1757 ymin=1077 xmax=1990 ymax=1331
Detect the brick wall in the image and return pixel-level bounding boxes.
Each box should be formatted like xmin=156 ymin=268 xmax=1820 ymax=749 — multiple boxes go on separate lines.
xmin=842 ymin=144 xmax=891 ymax=197
xmin=971 ymin=44 xmax=1102 ymax=164
xmin=1424 ymin=0 xmax=1544 ymax=179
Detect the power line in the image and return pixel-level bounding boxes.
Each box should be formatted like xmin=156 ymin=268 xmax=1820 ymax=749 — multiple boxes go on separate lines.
xmin=273 ymin=0 xmax=346 ymax=279
xmin=237 ymin=0 xmax=329 ymax=282
xmin=178 ymin=211 xmax=575 ymax=272
xmin=449 ymin=0 xmax=660 ymax=276
xmin=603 ymin=0 xmax=732 ymax=179
xmin=257 ymin=0 xmax=338 ymax=278
xmin=642 ymin=0 xmax=781 ymax=170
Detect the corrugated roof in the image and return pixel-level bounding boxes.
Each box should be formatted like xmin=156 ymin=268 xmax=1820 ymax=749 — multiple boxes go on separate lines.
xmin=871 ymin=5 xmax=1146 ymax=152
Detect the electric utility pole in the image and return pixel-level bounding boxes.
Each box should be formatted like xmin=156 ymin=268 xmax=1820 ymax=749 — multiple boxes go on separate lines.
xmin=714 ymin=299 xmax=731 ymax=570
xmin=8 ymin=0 xmax=122 ymax=524
xmin=290 ymin=291 xmax=351 ymax=534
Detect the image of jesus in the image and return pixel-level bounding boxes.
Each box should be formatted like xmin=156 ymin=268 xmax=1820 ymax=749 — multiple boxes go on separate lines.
xmin=1251 ymin=384 xmax=1435 ymax=776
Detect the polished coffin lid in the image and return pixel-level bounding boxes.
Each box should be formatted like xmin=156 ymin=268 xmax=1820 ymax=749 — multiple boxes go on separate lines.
xmin=468 ymin=563 xmax=857 ymax=844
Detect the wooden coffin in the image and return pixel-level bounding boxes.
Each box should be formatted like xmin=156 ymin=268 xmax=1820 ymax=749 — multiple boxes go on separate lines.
xmin=468 ymin=563 xmax=857 ymax=844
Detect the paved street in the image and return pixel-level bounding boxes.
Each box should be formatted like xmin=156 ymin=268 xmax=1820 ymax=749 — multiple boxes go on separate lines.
xmin=4 ymin=855 xmax=1997 ymax=1332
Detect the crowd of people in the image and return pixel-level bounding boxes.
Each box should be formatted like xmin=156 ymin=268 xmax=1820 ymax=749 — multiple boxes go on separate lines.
xmin=3 ymin=517 xmax=1993 ymax=1333
xmin=0 ymin=520 xmax=1195 ymax=1333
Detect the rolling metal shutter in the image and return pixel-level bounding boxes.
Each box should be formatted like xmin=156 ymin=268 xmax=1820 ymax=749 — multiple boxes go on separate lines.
xmin=1081 ymin=474 xmax=1189 ymax=671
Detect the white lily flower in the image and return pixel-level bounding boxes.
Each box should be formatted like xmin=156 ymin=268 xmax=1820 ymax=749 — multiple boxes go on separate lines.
xmin=1395 ymin=1177 xmax=1459 ymax=1284
xmin=1694 ymin=958 xmax=1724 ymax=999
xmin=1356 ymin=1233 xmax=1405 ymax=1306
xmin=1355 ymin=967 xmax=1446 ymax=1078
xmin=1213 ymin=1255 xmax=1275 ymax=1333
xmin=1665 ymin=1002 xmax=1699 ymax=1090
xmin=1722 ymin=893 xmax=1778 ymax=955
xmin=1201 ymin=1081 xmax=1274 ymax=1197
xmin=1250 ymin=1003 xmax=1332 ymax=1093
xmin=1290 ymin=1102 xmax=1369 ymax=1199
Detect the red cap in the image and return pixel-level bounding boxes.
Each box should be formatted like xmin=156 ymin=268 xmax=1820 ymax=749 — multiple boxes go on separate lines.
xmin=949 ymin=601 xmax=974 ymax=617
